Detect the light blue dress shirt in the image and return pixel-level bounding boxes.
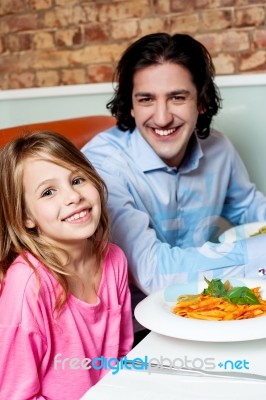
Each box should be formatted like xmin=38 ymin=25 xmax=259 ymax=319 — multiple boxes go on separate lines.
xmin=82 ymin=127 xmax=266 ymax=295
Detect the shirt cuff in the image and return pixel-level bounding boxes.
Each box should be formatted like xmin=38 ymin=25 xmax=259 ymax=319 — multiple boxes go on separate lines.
xmin=242 ymin=235 xmax=266 ymax=278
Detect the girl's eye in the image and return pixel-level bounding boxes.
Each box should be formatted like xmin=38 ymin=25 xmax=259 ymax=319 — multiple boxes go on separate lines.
xmin=72 ymin=177 xmax=85 ymax=185
xmin=41 ymin=189 xmax=54 ymax=197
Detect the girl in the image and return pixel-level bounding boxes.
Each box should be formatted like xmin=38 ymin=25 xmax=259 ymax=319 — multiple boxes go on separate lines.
xmin=0 ymin=131 xmax=133 ymax=399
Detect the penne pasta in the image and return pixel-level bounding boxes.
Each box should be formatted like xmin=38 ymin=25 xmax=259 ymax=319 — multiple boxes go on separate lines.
xmin=172 ymin=286 xmax=266 ymax=321
xmin=250 ymin=225 xmax=266 ymax=237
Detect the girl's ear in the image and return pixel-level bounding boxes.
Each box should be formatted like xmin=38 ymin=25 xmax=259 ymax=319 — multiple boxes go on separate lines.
xmin=24 ymin=216 xmax=36 ymax=229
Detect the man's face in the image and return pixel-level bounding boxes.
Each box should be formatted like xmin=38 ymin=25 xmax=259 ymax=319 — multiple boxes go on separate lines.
xmin=131 ymin=62 xmax=201 ymax=167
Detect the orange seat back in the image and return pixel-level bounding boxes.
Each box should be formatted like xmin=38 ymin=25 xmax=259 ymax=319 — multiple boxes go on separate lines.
xmin=0 ymin=115 xmax=115 ymax=149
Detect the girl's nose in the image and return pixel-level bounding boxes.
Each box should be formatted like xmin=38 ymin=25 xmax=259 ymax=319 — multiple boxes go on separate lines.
xmin=64 ymin=187 xmax=82 ymax=205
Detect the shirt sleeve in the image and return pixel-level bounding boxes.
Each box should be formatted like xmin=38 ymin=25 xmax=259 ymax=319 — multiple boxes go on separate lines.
xmin=87 ymin=161 xmax=266 ymax=294
xmin=221 ymin=137 xmax=266 ymax=224
xmin=109 ymin=245 xmax=134 ymax=358
xmin=0 ymin=324 xmax=47 ymax=399
xmin=0 ymin=258 xmax=49 ymax=399
xmin=83 ymin=133 xmax=266 ymax=294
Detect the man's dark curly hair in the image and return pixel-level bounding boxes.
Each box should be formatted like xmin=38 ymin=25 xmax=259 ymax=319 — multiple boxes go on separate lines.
xmin=107 ymin=32 xmax=222 ymax=139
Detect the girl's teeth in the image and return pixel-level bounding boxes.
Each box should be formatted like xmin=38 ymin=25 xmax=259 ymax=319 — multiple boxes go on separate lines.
xmin=66 ymin=210 xmax=88 ymax=222
xmin=154 ymin=128 xmax=176 ymax=136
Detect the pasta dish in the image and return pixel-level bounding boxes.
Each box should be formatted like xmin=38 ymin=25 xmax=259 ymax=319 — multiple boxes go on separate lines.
xmin=172 ymin=278 xmax=266 ymax=321
xmin=250 ymin=225 xmax=266 ymax=237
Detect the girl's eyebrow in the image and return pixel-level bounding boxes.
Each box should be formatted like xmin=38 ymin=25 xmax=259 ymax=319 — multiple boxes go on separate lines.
xmin=35 ymin=179 xmax=56 ymax=193
xmin=34 ymin=169 xmax=81 ymax=193
xmin=71 ymin=168 xmax=80 ymax=175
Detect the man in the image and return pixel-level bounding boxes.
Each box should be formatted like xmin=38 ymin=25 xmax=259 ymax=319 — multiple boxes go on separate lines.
xmin=82 ymin=33 xmax=266 ymax=341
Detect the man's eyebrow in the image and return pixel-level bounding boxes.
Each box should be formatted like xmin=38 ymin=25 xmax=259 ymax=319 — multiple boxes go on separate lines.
xmin=168 ymin=89 xmax=191 ymax=96
xmin=133 ymin=92 xmax=153 ymax=97
xmin=133 ymin=89 xmax=191 ymax=97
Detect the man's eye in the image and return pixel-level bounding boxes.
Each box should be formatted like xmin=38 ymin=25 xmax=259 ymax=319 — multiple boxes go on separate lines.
xmin=173 ymin=95 xmax=185 ymax=101
xmin=138 ymin=97 xmax=152 ymax=103
xmin=72 ymin=177 xmax=85 ymax=185
xmin=41 ymin=189 xmax=54 ymax=197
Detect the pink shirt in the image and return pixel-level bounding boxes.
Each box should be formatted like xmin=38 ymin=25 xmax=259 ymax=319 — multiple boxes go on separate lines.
xmin=0 ymin=244 xmax=133 ymax=399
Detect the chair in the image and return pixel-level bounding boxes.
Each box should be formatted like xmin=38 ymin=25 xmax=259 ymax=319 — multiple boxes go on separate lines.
xmin=0 ymin=115 xmax=116 ymax=149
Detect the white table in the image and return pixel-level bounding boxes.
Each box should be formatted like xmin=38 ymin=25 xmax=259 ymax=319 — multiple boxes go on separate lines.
xmin=81 ymin=332 xmax=266 ymax=399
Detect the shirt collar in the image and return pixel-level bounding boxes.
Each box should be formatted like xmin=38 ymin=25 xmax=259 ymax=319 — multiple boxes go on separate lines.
xmin=130 ymin=128 xmax=203 ymax=173
xmin=179 ymin=134 xmax=203 ymax=173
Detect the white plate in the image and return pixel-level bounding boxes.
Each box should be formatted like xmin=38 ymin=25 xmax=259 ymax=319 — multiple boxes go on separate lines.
xmin=134 ymin=278 xmax=266 ymax=342
xmin=218 ymin=221 xmax=266 ymax=243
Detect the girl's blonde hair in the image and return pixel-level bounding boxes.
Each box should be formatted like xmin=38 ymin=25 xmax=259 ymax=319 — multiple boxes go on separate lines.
xmin=0 ymin=130 xmax=110 ymax=310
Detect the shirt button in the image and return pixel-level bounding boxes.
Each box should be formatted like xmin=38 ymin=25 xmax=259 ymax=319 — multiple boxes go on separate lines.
xmin=258 ymin=268 xmax=266 ymax=276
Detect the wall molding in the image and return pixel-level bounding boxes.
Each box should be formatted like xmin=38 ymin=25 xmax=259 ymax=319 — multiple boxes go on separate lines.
xmin=215 ymin=73 xmax=266 ymax=88
xmin=0 ymin=82 xmax=115 ymax=100
xmin=0 ymin=74 xmax=265 ymax=100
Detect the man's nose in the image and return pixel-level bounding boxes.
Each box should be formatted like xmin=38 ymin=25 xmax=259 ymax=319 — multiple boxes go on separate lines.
xmin=153 ymin=101 xmax=173 ymax=127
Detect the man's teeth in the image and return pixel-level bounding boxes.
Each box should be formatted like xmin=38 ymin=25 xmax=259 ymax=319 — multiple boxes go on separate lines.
xmin=154 ymin=128 xmax=176 ymax=136
xmin=65 ymin=210 xmax=88 ymax=222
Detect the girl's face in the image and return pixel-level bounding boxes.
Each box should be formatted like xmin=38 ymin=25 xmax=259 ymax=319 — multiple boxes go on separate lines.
xmin=23 ymin=156 xmax=101 ymax=249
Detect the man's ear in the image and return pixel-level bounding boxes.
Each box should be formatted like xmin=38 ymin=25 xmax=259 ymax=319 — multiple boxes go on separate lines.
xmin=24 ymin=216 xmax=36 ymax=229
xmin=131 ymin=109 xmax=135 ymax=118
xmin=198 ymin=105 xmax=206 ymax=114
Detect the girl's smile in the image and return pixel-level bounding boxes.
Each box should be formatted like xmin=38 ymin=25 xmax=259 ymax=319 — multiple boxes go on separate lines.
xmin=63 ymin=207 xmax=92 ymax=223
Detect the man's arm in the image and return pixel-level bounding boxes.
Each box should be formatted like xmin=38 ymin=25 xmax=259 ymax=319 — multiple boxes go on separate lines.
xmin=85 ymin=162 xmax=265 ymax=294
xmin=83 ymin=132 xmax=266 ymax=294
xmin=220 ymin=136 xmax=266 ymax=225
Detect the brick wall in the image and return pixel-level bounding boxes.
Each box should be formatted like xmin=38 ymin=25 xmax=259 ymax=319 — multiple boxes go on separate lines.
xmin=0 ymin=0 xmax=265 ymax=90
